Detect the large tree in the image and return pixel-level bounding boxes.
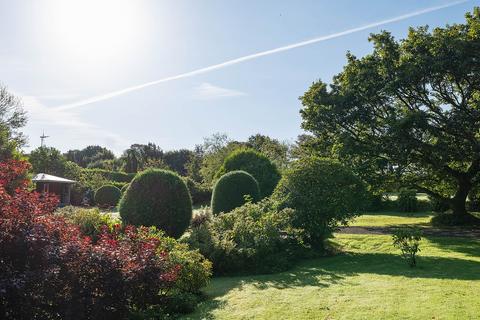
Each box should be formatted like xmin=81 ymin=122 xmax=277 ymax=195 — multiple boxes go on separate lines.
xmin=300 ymin=8 xmax=480 ymax=219
xmin=0 ymin=85 xmax=27 ymax=160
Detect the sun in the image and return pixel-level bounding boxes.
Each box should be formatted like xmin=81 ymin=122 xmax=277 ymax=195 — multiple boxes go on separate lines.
xmin=44 ymin=0 xmax=149 ymax=68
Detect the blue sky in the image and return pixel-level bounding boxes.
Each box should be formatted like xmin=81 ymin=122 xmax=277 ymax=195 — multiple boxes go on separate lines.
xmin=0 ymin=0 xmax=477 ymax=154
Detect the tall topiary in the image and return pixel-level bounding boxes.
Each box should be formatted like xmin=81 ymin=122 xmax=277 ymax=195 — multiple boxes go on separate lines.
xmin=119 ymin=169 xmax=192 ymax=238
xmin=217 ymin=148 xmax=280 ymax=198
xmin=94 ymin=185 xmax=121 ymax=208
xmin=211 ymin=170 xmax=260 ymax=215
xmin=273 ymin=157 xmax=368 ymax=250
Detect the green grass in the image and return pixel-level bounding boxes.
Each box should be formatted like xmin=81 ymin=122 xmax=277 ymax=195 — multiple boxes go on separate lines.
xmin=350 ymin=211 xmax=433 ymax=227
xmin=182 ymin=233 xmax=480 ymax=319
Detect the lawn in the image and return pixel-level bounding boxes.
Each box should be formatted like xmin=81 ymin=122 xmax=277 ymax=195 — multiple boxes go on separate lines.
xmin=182 ymin=217 xmax=480 ymax=319
xmin=350 ymin=211 xmax=433 ymax=227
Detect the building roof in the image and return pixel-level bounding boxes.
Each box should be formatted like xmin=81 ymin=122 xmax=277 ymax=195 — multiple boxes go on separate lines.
xmin=32 ymin=173 xmax=76 ymax=184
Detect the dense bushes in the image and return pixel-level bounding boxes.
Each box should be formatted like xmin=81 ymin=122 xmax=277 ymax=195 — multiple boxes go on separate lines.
xmin=94 ymin=184 xmax=122 ymax=207
xmin=431 ymin=212 xmax=480 ymax=226
xmin=217 ymin=148 xmax=281 ymax=198
xmin=0 ymin=160 xmax=211 ymax=319
xmin=273 ymin=157 xmax=367 ymax=250
xmin=397 ymin=189 xmax=418 ymax=212
xmin=119 ymin=169 xmax=192 ymax=238
xmin=82 ymin=168 xmax=135 ymax=183
xmin=183 ymin=200 xmax=305 ymax=275
xmin=183 ymin=177 xmax=211 ymax=205
xmin=211 ymin=170 xmax=260 ymax=215
xmin=55 ymin=206 xmax=120 ymax=241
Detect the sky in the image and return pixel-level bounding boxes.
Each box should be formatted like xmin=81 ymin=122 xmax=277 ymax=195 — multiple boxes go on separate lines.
xmin=0 ymin=0 xmax=477 ymax=154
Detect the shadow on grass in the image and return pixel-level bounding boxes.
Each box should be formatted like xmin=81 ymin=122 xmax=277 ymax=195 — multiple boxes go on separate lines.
xmin=181 ymin=250 xmax=480 ymax=319
xmin=427 ymin=236 xmax=480 ymax=258
xmin=361 ymin=210 xmax=433 ymax=218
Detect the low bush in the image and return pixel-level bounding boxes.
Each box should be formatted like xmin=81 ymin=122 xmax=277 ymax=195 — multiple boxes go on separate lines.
xmin=397 ymin=189 xmax=418 ymax=212
xmin=82 ymin=168 xmax=135 ymax=183
xmin=273 ymin=157 xmax=367 ymax=250
xmin=392 ymin=226 xmax=422 ymax=267
xmin=183 ymin=200 xmax=305 ymax=275
xmin=0 ymin=159 xmax=211 ymax=319
xmin=94 ymin=184 xmax=122 ymax=207
xmin=211 ymin=170 xmax=260 ymax=215
xmin=217 ymin=148 xmax=281 ymax=198
xmin=119 ymin=169 xmax=192 ymax=238
xmin=55 ymin=206 xmax=120 ymax=241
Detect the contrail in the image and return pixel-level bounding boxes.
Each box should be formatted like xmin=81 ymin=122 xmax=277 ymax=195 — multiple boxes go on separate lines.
xmin=55 ymin=0 xmax=468 ymax=111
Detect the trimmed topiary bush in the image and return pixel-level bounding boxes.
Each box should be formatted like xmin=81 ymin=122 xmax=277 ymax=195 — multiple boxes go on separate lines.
xmin=217 ymin=148 xmax=281 ymax=198
xmin=119 ymin=169 xmax=192 ymax=238
xmin=211 ymin=170 xmax=260 ymax=215
xmin=94 ymin=184 xmax=121 ymax=208
xmin=273 ymin=157 xmax=368 ymax=250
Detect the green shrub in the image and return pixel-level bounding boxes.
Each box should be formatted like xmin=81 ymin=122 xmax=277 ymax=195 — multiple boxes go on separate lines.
xmin=183 ymin=199 xmax=305 ymax=275
xmin=183 ymin=177 xmax=211 ymax=205
xmin=55 ymin=206 xmax=120 ymax=241
xmin=398 ymin=189 xmax=418 ymax=212
xmin=211 ymin=170 xmax=260 ymax=215
xmin=119 ymin=169 xmax=192 ymax=238
xmin=217 ymin=148 xmax=281 ymax=198
xmin=392 ymin=226 xmax=422 ymax=267
xmin=82 ymin=168 xmax=135 ymax=183
xmin=273 ymin=157 xmax=367 ymax=250
xmin=429 ymin=196 xmax=450 ymax=213
xmin=94 ymin=184 xmax=121 ymax=207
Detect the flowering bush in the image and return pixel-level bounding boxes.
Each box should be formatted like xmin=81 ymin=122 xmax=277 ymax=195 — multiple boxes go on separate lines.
xmin=0 ymin=159 xmax=210 ymax=319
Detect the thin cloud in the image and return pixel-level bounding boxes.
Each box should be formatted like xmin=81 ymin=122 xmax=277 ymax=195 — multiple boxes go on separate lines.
xmin=55 ymin=0 xmax=468 ymax=111
xmin=193 ymin=82 xmax=247 ymax=100
xmin=20 ymin=94 xmax=126 ymax=151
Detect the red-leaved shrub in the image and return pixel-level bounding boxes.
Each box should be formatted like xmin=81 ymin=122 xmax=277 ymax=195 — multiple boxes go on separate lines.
xmin=0 ymin=160 xmax=184 ymax=319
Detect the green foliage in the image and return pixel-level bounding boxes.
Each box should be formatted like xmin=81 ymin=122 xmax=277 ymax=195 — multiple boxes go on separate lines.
xmin=430 ymin=196 xmax=450 ymax=213
xmin=183 ymin=177 xmax=211 ymax=205
xmin=299 ymin=9 xmax=480 ymax=218
xmin=0 ymin=85 xmax=27 ymax=160
xmin=119 ymin=169 xmax=192 ymax=238
xmin=246 ymin=134 xmax=291 ymax=171
xmin=28 ymin=147 xmax=68 ymax=176
xmin=217 ymin=148 xmax=281 ymax=198
xmin=65 ymin=145 xmax=115 ymax=168
xmin=183 ymin=200 xmax=305 ymax=275
xmin=398 ymin=189 xmax=418 ymax=212
xmin=273 ymin=157 xmax=367 ymax=250
xmin=211 ymin=170 xmax=260 ymax=215
xmin=55 ymin=206 xmax=120 ymax=241
xmin=82 ymin=168 xmax=135 ymax=183
xmin=392 ymin=226 xmax=422 ymax=267
xmin=94 ymin=184 xmax=122 ymax=208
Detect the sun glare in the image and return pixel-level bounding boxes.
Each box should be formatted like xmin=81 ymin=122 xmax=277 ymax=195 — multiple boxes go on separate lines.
xmin=44 ymin=0 xmax=149 ymax=70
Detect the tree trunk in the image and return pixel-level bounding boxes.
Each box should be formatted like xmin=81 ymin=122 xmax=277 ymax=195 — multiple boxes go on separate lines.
xmin=450 ymin=177 xmax=471 ymax=216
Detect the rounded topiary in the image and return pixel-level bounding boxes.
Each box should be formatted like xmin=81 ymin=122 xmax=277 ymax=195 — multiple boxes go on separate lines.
xmin=273 ymin=157 xmax=368 ymax=250
xmin=120 ymin=183 xmax=129 ymax=193
xmin=217 ymin=148 xmax=280 ymax=198
xmin=119 ymin=169 xmax=192 ymax=238
xmin=94 ymin=185 xmax=122 ymax=208
xmin=211 ymin=170 xmax=260 ymax=215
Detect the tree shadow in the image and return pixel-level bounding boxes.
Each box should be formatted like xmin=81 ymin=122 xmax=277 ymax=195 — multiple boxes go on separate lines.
xmin=361 ymin=210 xmax=433 ymax=218
xmin=426 ymin=236 xmax=480 ymax=258
xmin=181 ymin=252 xmax=480 ymax=319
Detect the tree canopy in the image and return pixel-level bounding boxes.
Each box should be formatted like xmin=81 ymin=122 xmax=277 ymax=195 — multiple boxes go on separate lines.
xmin=300 ymin=8 xmax=480 ymax=218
